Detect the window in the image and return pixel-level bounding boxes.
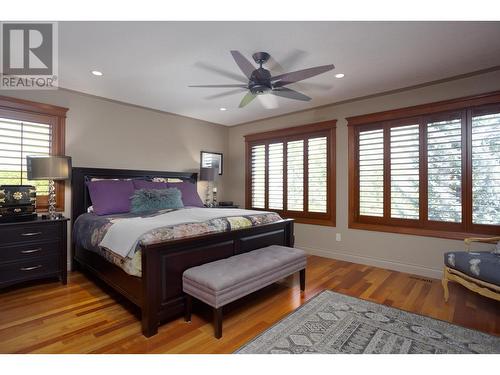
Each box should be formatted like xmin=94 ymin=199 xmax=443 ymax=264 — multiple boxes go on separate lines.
xmin=348 ymin=91 xmax=500 ymax=239
xmin=0 ymin=96 xmax=68 ymax=211
xmin=245 ymin=121 xmax=336 ymax=226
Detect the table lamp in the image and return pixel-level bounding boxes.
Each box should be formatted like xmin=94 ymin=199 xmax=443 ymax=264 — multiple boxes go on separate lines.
xmin=27 ymin=155 xmax=72 ymax=219
xmin=200 ymin=167 xmax=217 ymax=207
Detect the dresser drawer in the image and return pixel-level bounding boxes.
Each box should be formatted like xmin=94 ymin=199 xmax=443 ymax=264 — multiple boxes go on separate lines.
xmin=0 ymin=241 xmax=60 ymax=264
xmin=0 ymin=255 xmax=60 ymax=285
xmin=0 ymin=223 xmax=60 ymax=245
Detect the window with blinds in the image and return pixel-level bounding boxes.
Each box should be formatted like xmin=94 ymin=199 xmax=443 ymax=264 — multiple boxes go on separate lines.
xmin=349 ymin=92 xmax=500 ymax=237
xmin=250 ymin=144 xmax=266 ymax=209
xmin=0 ymin=117 xmax=51 ymax=195
xmin=359 ymin=129 xmax=384 ymax=217
xmin=246 ymin=122 xmax=336 ymax=226
xmin=391 ymin=124 xmax=420 ymax=220
xmin=427 ymin=117 xmax=462 ymax=223
xmin=472 ymin=111 xmax=500 ymax=226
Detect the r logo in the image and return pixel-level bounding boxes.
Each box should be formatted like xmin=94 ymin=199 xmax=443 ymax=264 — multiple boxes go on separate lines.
xmin=2 ymin=23 xmax=53 ymax=75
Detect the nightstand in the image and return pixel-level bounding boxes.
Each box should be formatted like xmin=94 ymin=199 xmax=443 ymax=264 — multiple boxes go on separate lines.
xmin=0 ymin=217 xmax=69 ymax=289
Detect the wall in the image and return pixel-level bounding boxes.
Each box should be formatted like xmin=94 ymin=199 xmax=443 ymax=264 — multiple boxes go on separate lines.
xmin=2 ymin=89 xmax=228 ymax=267
xmin=226 ymin=70 xmax=500 ymax=278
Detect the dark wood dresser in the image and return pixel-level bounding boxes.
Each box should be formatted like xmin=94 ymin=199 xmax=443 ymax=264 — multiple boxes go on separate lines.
xmin=0 ymin=217 xmax=69 ymax=289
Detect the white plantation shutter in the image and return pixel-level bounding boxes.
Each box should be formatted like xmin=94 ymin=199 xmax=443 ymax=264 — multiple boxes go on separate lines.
xmin=0 ymin=117 xmax=51 ymax=194
xmin=268 ymin=142 xmax=284 ymax=210
xmin=471 ymin=111 xmax=500 ymax=225
xmin=427 ymin=117 xmax=462 ymax=223
xmin=251 ymin=144 xmax=266 ymax=209
xmin=390 ymin=124 xmax=420 ymax=219
xmin=358 ymin=129 xmax=384 ymax=217
xmin=308 ymin=136 xmax=328 ymax=213
xmin=287 ymin=139 xmax=304 ymax=211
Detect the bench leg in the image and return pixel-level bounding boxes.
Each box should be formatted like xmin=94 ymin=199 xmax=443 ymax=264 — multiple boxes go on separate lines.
xmin=213 ymin=307 xmax=223 ymax=339
xmin=185 ymin=294 xmax=192 ymax=322
xmin=300 ymin=268 xmax=306 ymax=292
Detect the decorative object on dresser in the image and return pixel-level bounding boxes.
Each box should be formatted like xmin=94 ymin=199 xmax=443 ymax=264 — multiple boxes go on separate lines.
xmin=0 ymin=185 xmax=37 ymax=223
xmin=236 ymin=290 xmax=500 ymax=354
xmin=27 ymin=155 xmax=72 ymax=220
xmin=200 ymin=167 xmax=217 ymax=207
xmin=0 ymin=217 xmax=69 ymax=289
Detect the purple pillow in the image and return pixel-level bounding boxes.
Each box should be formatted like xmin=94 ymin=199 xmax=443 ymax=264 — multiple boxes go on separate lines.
xmin=86 ymin=179 xmax=135 ymax=215
xmin=167 ymin=182 xmax=203 ymax=207
xmin=133 ymin=179 xmax=168 ymax=190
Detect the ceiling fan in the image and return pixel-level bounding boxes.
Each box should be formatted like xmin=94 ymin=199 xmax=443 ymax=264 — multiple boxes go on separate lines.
xmin=189 ymin=51 xmax=335 ymax=108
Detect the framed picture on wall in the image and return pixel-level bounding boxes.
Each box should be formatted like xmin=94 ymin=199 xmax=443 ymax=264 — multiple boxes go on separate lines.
xmin=200 ymin=151 xmax=223 ymax=175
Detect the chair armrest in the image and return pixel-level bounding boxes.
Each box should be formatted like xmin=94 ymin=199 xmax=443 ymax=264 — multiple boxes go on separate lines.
xmin=464 ymin=236 xmax=500 ymax=251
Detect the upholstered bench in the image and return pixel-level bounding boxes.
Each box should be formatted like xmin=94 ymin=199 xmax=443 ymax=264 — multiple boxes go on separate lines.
xmin=182 ymin=245 xmax=307 ymax=338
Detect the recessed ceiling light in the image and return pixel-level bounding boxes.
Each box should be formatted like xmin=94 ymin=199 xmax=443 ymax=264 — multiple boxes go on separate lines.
xmin=335 ymin=73 xmax=345 ymax=79
xmin=91 ymin=70 xmax=103 ymax=76
xmin=219 ymin=107 xmax=227 ymax=111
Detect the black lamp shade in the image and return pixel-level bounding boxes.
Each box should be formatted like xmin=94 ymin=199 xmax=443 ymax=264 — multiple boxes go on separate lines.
xmin=27 ymin=156 xmax=72 ymax=180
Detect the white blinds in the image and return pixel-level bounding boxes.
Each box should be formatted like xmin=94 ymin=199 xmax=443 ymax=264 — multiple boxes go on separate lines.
xmin=268 ymin=142 xmax=284 ymax=210
xmin=287 ymin=140 xmax=304 ymax=211
xmin=427 ymin=118 xmax=462 ymax=223
xmin=308 ymin=136 xmax=328 ymax=213
xmin=390 ymin=124 xmax=420 ymax=219
xmin=249 ymin=135 xmax=330 ymax=214
xmin=251 ymin=144 xmax=266 ymax=209
xmin=0 ymin=117 xmax=51 ymax=194
xmin=472 ymin=111 xmax=500 ymax=225
xmin=359 ymin=129 xmax=384 ymax=217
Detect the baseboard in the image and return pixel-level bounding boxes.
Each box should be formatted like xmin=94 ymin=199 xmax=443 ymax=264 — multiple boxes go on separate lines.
xmin=297 ymin=244 xmax=443 ymax=279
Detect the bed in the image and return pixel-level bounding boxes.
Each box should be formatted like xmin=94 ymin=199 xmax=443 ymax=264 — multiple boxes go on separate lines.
xmin=71 ymin=167 xmax=294 ymax=337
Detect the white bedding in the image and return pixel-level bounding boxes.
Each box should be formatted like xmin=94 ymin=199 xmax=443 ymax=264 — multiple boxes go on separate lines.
xmin=99 ymin=207 xmax=270 ymax=258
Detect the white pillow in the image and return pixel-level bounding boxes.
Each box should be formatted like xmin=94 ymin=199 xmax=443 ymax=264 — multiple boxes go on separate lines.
xmin=87 ymin=205 xmax=94 ymax=213
xmin=152 ymin=177 xmax=184 ymax=183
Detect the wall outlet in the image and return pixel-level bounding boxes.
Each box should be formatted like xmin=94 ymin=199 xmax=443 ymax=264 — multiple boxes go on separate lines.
xmin=336 ymin=233 xmax=341 ymax=242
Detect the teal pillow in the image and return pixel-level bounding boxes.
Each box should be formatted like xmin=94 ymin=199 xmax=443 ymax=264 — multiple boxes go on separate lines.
xmin=130 ymin=188 xmax=184 ymax=213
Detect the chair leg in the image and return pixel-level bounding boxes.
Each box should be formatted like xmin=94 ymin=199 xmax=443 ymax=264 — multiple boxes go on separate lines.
xmin=300 ymin=268 xmax=306 ymax=292
xmin=213 ymin=307 xmax=223 ymax=339
xmin=442 ymin=268 xmax=450 ymax=303
xmin=185 ymin=294 xmax=192 ymax=322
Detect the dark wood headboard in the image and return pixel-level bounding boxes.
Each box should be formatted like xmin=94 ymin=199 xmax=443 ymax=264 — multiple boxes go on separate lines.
xmin=71 ymin=167 xmax=198 ymax=222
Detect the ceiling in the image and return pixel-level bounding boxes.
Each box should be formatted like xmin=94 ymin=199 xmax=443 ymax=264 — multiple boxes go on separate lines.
xmin=58 ymin=21 xmax=500 ymax=126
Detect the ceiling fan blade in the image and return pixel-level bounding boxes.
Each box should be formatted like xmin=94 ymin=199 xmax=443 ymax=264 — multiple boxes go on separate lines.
xmin=267 ymin=49 xmax=307 ymax=73
xmin=239 ymin=91 xmax=257 ymax=108
xmin=230 ymin=50 xmax=255 ymax=80
xmin=194 ymin=61 xmax=248 ymax=83
xmin=204 ymin=88 xmax=246 ymax=100
xmin=272 ymin=64 xmax=335 ymax=87
xmin=271 ymin=87 xmax=312 ymax=101
xmin=189 ymin=84 xmax=247 ymax=88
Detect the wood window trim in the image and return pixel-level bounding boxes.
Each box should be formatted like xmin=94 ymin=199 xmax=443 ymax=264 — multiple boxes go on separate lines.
xmin=348 ymin=91 xmax=500 ymax=240
xmin=245 ymin=120 xmax=337 ymax=227
xmin=0 ymin=95 xmax=68 ymax=212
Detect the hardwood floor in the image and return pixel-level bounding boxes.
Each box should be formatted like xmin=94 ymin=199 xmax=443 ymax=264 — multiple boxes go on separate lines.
xmin=0 ymin=255 xmax=498 ymax=353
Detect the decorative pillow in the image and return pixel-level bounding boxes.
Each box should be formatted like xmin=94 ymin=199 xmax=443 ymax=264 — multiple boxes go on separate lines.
xmin=130 ymin=188 xmax=184 ymax=213
xmin=133 ymin=179 xmax=168 ymax=190
xmin=166 ymin=181 xmax=203 ymax=207
xmin=86 ymin=179 xmax=135 ymax=215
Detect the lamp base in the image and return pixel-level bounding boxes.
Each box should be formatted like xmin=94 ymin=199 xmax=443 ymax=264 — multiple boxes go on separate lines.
xmin=48 ymin=179 xmax=57 ymax=220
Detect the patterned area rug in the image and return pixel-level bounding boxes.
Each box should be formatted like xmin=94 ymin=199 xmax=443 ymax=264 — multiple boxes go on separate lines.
xmin=236 ymin=290 xmax=500 ymax=354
